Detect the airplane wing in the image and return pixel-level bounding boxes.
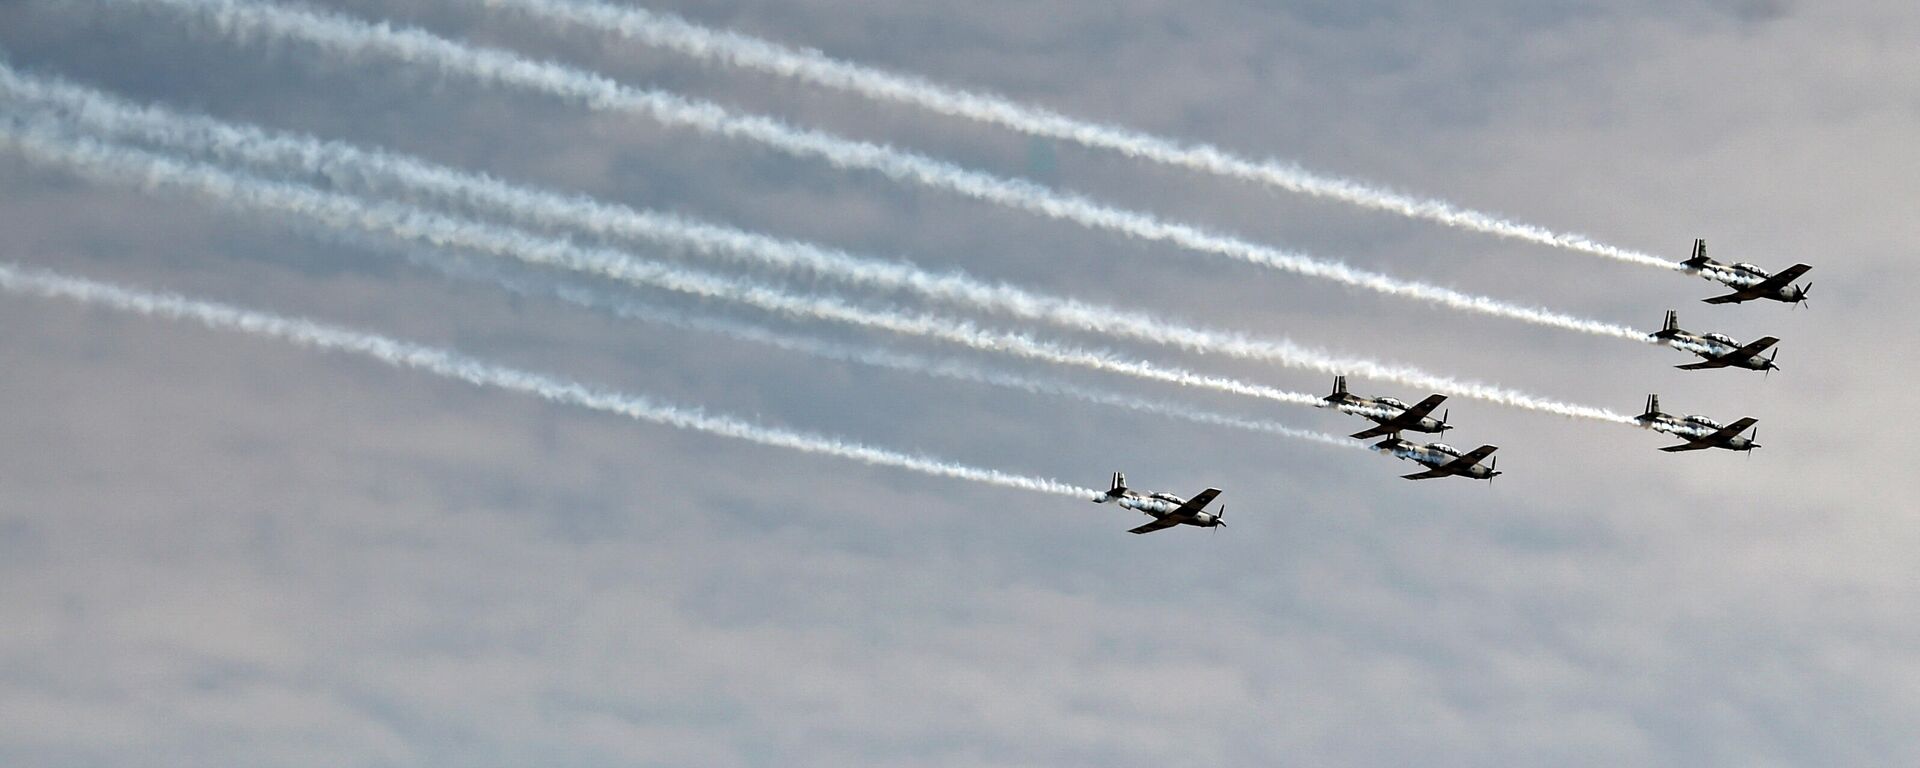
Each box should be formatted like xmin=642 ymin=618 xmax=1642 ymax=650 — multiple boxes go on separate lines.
xmin=1398 ymin=394 xmax=1447 ymax=422
xmin=1169 ymin=488 xmax=1222 ymax=518
xmin=1660 ymin=418 xmax=1757 ymax=452
xmin=1751 ymin=264 xmax=1812 ymax=291
xmin=1731 ymin=336 xmax=1780 ymax=356
xmin=1702 ymin=289 xmax=1760 ymax=305
xmin=1349 ymin=423 xmax=1401 ymax=440
xmin=1349 ymin=395 xmax=1447 ymax=439
xmin=1128 ymin=517 xmax=1184 ymax=535
xmin=1677 ymin=338 xmax=1775 ymax=369
xmin=1704 ymin=262 xmax=1809 ymax=301
xmin=1401 ymin=446 xmax=1497 ymax=480
xmin=1447 ymin=445 xmax=1498 ymax=468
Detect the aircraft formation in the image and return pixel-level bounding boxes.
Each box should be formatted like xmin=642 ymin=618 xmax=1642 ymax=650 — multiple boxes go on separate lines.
xmin=1113 ymin=239 xmax=1807 ymax=534
xmin=0 ymin=1 xmax=1824 ymax=537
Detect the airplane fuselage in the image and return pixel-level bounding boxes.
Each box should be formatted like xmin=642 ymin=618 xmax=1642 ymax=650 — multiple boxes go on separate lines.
xmin=1689 ymin=262 xmax=1770 ymax=289
xmin=1659 ymin=331 xmax=1776 ymax=371
xmin=1324 ymin=396 xmax=1448 ymax=434
xmin=1688 ymin=263 xmax=1808 ymax=303
xmin=1377 ymin=440 xmax=1497 ymax=479
xmin=1092 ymin=474 xmax=1225 ymax=533
xmin=1097 ymin=491 xmax=1221 ymax=526
xmin=1638 ymin=414 xmax=1714 ymax=438
xmin=1107 ymin=492 xmax=1183 ymax=516
xmin=1681 ymin=241 xmax=1812 ymax=304
xmin=1636 ymin=415 xmax=1758 ymax=451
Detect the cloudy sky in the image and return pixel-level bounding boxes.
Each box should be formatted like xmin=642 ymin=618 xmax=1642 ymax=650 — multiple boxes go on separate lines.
xmin=1 ymin=0 xmax=1916 ymax=764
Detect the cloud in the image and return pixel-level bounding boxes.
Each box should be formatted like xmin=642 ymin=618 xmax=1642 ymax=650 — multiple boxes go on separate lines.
xmin=0 ymin=0 xmax=1915 ymax=765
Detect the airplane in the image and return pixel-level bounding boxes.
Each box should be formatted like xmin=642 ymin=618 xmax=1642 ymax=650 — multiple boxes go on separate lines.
xmin=1092 ymin=472 xmax=1226 ymax=534
xmin=1320 ymin=375 xmax=1450 ymax=439
xmin=1650 ymin=310 xmax=1780 ymax=372
xmin=1681 ymin=239 xmax=1811 ymax=306
xmin=1633 ymin=395 xmax=1760 ymax=453
xmin=1370 ymin=437 xmax=1500 ymax=481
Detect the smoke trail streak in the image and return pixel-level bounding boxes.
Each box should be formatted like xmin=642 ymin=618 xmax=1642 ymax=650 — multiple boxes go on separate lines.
xmin=0 ymin=262 xmax=1099 ymax=498
xmin=0 ymin=125 xmax=1335 ymax=412
xmin=0 ymin=68 xmax=1665 ymax=416
xmin=0 ymin=121 xmax=1632 ymax=423
xmin=414 ymin=252 xmax=1361 ymax=449
xmin=482 ymin=0 xmax=1678 ymax=271
xmin=121 ymin=0 xmax=1650 ymax=342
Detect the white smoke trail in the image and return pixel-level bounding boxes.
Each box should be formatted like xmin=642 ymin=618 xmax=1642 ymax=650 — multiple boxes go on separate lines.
xmin=120 ymin=0 xmax=1651 ymax=342
xmin=0 ymin=121 xmax=1633 ymax=422
xmin=481 ymin=0 xmax=1679 ymax=271
xmin=420 ymin=254 xmax=1360 ymax=449
xmin=0 ymin=66 xmax=1666 ymax=411
xmin=0 ymin=124 xmax=1336 ymax=411
xmin=0 ymin=262 xmax=1100 ymax=498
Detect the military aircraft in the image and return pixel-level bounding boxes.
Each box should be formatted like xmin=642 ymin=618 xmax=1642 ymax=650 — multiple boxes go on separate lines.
xmin=1681 ymin=239 xmax=1811 ymax=306
xmin=1634 ymin=395 xmax=1760 ymax=453
xmin=1370 ymin=438 xmax=1500 ymax=481
xmin=1321 ymin=375 xmax=1450 ymax=439
xmin=1093 ymin=472 xmax=1225 ymax=534
xmin=1651 ymin=310 xmax=1780 ymax=372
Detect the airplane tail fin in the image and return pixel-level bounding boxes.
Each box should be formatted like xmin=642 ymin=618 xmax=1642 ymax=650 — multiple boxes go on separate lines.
xmin=1325 ymin=375 xmax=1348 ymax=403
xmin=1652 ymin=309 xmax=1683 ymax=339
xmin=1640 ymin=394 xmax=1662 ymax=420
xmin=1684 ymin=238 xmax=1711 ymax=268
xmin=1105 ymin=472 xmax=1128 ymax=498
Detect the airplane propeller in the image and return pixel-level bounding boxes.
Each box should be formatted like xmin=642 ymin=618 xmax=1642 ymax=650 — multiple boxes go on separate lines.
xmin=1441 ymin=408 xmax=1450 ymax=431
xmin=1214 ymin=505 xmax=1226 ymax=530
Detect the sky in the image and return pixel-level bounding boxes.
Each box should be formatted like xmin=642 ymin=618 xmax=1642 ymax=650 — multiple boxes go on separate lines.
xmin=1 ymin=0 xmax=1917 ymax=765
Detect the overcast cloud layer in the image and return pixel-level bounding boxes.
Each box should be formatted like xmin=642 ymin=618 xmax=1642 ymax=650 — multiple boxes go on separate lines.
xmin=1 ymin=0 xmax=1917 ymax=765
